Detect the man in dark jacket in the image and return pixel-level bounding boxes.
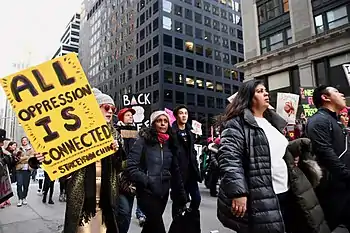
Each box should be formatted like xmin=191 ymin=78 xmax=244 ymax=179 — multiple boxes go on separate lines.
xmin=171 ymin=105 xmax=202 ymax=231
xmin=306 ymin=85 xmax=350 ymax=230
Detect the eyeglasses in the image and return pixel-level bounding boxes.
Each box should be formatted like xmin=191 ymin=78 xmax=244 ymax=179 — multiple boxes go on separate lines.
xmin=101 ymin=104 xmax=116 ymax=113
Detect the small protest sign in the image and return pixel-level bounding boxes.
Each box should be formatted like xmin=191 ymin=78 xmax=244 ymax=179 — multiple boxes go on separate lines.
xmin=0 ymin=167 xmax=13 ymax=205
xmin=192 ymin=120 xmax=203 ymax=136
xmin=276 ymin=93 xmax=299 ymax=124
xmin=122 ymin=93 xmax=151 ymax=131
xmin=300 ymin=87 xmax=318 ymax=117
xmin=35 ymin=168 xmax=45 ymax=180
xmin=0 ymin=53 xmax=115 ymax=180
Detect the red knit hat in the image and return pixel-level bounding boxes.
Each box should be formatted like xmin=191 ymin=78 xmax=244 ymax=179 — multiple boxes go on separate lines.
xmin=118 ymin=108 xmax=136 ymax=122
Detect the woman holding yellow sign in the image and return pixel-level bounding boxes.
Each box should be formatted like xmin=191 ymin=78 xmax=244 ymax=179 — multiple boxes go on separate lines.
xmin=32 ymin=88 xmax=123 ymax=233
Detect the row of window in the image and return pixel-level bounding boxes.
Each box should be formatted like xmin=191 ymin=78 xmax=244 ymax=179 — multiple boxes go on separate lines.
xmin=163 ymin=16 xmax=243 ymax=40
xmin=314 ymin=4 xmax=349 ymax=34
xmin=164 ymin=90 xmax=229 ymax=109
xmin=175 ymin=0 xmax=241 ymax=13
xmin=260 ymin=27 xmax=292 ymax=54
xmin=257 ymin=0 xmax=289 ymax=24
xmin=164 ymin=0 xmax=241 ymax=26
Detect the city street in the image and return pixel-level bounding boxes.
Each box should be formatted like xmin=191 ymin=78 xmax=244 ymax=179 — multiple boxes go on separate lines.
xmin=0 ymin=182 xmax=230 ymax=233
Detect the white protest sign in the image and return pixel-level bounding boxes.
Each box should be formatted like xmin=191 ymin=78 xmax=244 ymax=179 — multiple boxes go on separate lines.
xmin=192 ymin=120 xmax=202 ymax=136
xmin=343 ymin=64 xmax=350 ymax=85
xmin=276 ymin=93 xmax=299 ymax=124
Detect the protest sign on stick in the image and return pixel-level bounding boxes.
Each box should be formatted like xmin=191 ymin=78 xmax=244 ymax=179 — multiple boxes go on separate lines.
xmin=276 ymin=93 xmax=299 ymax=124
xmin=0 ymin=167 xmax=13 ymax=205
xmin=0 ymin=53 xmax=115 ymax=180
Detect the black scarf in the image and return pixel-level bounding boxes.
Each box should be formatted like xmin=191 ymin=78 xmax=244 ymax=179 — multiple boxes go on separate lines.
xmin=80 ymin=123 xmax=120 ymax=230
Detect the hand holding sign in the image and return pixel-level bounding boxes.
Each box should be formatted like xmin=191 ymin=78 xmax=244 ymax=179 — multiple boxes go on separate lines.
xmin=0 ymin=53 xmax=114 ymax=180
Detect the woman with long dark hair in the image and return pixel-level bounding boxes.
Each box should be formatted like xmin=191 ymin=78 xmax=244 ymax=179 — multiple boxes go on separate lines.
xmin=126 ymin=111 xmax=186 ymax=233
xmin=217 ymin=80 xmax=330 ymax=233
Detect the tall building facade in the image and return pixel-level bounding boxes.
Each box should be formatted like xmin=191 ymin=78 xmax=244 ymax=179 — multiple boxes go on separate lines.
xmin=237 ymin=0 xmax=350 ymax=107
xmin=79 ymin=0 xmax=244 ymax=136
xmin=52 ymin=13 xmax=81 ymax=59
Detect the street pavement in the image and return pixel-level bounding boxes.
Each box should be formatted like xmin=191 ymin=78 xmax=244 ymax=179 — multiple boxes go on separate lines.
xmin=0 ymin=181 xmax=230 ymax=233
xmin=0 ymin=181 xmax=348 ymax=233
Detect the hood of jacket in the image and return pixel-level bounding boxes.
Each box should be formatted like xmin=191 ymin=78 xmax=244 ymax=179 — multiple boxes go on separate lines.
xmin=286 ymin=138 xmax=323 ymax=188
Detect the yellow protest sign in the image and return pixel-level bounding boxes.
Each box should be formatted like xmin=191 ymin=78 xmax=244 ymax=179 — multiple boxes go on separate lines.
xmin=0 ymin=53 xmax=115 ymax=180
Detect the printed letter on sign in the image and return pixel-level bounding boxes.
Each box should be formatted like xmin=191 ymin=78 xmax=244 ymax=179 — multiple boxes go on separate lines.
xmin=0 ymin=53 xmax=115 ymax=180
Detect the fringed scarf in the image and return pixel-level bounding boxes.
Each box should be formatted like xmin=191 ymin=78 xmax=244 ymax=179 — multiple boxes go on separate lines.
xmin=80 ymin=122 xmax=121 ymax=230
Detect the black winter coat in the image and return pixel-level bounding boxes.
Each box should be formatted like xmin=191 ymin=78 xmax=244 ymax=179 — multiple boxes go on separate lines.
xmin=0 ymin=148 xmax=13 ymax=177
xmin=306 ymin=107 xmax=350 ymax=229
xmin=126 ymin=128 xmax=187 ymax=204
xmin=172 ymin=122 xmax=201 ymax=182
xmin=217 ymin=109 xmax=330 ymax=233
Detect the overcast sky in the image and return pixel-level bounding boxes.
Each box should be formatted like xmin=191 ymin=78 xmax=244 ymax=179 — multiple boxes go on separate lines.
xmin=0 ymin=0 xmax=82 ymax=108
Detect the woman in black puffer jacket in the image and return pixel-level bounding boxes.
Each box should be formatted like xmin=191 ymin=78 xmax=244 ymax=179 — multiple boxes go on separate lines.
xmin=217 ymin=80 xmax=330 ymax=233
xmin=126 ymin=110 xmax=187 ymax=233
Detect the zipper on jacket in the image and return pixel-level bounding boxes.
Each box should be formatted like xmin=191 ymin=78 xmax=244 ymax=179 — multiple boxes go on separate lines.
xmin=160 ymin=143 xmax=164 ymax=184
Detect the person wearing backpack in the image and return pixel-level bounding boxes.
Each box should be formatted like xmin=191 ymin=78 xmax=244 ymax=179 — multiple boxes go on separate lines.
xmin=306 ymin=85 xmax=350 ymax=231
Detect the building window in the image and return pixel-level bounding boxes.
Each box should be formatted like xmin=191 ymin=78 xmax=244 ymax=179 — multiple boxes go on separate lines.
xmin=196 ymin=61 xmax=204 ymax=72
xmin=204 ymin=16 xmax=211 ymax=27
xmin=224 ymin=68 xmax=231 ymax=79
xmin=196 ymin=78 xmax=204 ymax=89
xmin=204 ymin=1 xmax=210 ymax=12
xmin=195 ymin=13 xmax=202 ymax=24
xmin=164 ymin=70 xmax=173 ymax=83
xmin=258 ymin=0 xmax=282 ymax=24
xmin=315 ymin=15 xmax=324 ymax=34
xmin=185 ymin=41 xmax=194 ymax=53
xmin=140 ymin=78 xmax=145 ymax=90
xmin=185 ymin=9 xmax=193 ymax=20
xmin=185 ymin=24 xmax=193 ymax=36
xmin=326 ymin=6 xmax=348 ymax=30
xmin=283 ymin=0 xmax=289 ymax=12
xmin=213 ymin=20 xmax=220 ymax=31
xmin=207 ymin=96 xmax=215 ymax=108
xmin=153 ymin=53 xmax=159 ymax=66
xmin=205 ymin=47 xmax=212 ymax=58
xmin=196 ymin=44 xmax=203 ymax=56
xmin=164 ymin=52 xmax=172 ymax=64
xmin=197 ymin=95 xmax=205 ymax=106
xmin=212 ymin=6 xmax=219 ymax=16
xmin=175 ymin=38 xmax=183 ymax=50
xmin=153 ymin=71 xmax=159 ymax=84
xmin=146 ymin=75 xmax=152 ymax=87
xmin=195 ymin=28 xmax=203 ymax=39
xmin=175 ymin=55 xmax=184 ymax=67
xmin=195 ymin=0 xmax=202 ymax=8
xmin=222 ymin=38 xmax=229 ymax=48
xmin=175 ymin=73 xmax=184 ymax=85
xmin=186 ymin=76 xmax=195 ymax=87
xmin=187 ymin=93 xmax=195 ymax=105
xmin=153 ymin=35 xmax=159 ymax=48
xmin=174 ymin=4 xmax=182 ymax=16
xmin=204 ymin=31 xmax=212 ymax=42
xmin=153 ymin=0 xmax=159 ymax=13
xmin=206 ymin=80 xmax=214 ymax=91
xmin=222 ymin=24 xmax=228 ymax=33
xmin=206 ymin=63 xmax=213 ymax=74
xmin=214 ymin=35 xmax=220 ymax=45
xmin=153 ymin=17 xmax=159 ymax=31
xmin=286 ymin=28 xmax=292 ymax=44
xmin=186 ymin=58 xmax=194 ymax=70
xmin=238 ymin=43 xmax=244 ymax=53
xmin=230 ymin=40 xmax=236 ymax=51
xmin=224 ymin=83 xmax=231 ymax=94
xmin=176 ymin=91 xmax=185 ymax=104
xmin=260 ymin=28 xmax=291 ymax=53
xmin=164 ymin=89 xmax=173 ymax=102
xmin=237 ymin=29 xmax=243 ymax=39
xmin=175 ymin=21 xmax=183 ymax=33
xmin=153 ymin=90 xmax=159 ymax=103
xmin=216 ymin=98 xmax=224 ymax=109
xmin=163 ymin=34 xmax=172 ymax=47
xmin=163 ymin=0 xmax=172 ymax=13
xmin=216 ymin=82 xmax=223 ymax=92
xmin=185 ymin=0 xmax=192 ymax=5
xmin=223 ymin=53 xmax=230 ymax=64
xmin=215 ymin=65 xmax=222 ymax=77
xmin=163 ymin=16 xmax=172 ymax=30
xmin=215 ymin=50 xmax=221 ymax=61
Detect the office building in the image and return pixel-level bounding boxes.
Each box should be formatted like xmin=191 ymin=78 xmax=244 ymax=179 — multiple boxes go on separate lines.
xmin=237 ymin=0 xmax=350 ymax=106
xmin=79 ymin=0 xmax=244 ymax=136
xmin=52 ymin=13 xmax=81 ymax=59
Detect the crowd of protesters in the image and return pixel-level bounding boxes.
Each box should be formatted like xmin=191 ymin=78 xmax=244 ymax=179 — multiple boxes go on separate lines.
xmin=1 ymin=82 xmax=350 ymax=233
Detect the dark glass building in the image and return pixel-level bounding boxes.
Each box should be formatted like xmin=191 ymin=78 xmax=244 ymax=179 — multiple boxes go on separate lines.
xmin=79 ymin=0 xmax=244 ymax=137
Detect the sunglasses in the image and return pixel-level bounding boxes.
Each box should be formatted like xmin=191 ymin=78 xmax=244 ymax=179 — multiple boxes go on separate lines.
xmin=101 ymin=104 xmax=116 ymax=113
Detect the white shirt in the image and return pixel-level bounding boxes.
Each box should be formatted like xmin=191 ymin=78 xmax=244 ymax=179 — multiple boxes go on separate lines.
xmin=254 ymin=117 xmax=289 ymax=194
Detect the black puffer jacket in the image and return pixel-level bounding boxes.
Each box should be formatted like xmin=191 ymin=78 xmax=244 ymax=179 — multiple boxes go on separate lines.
xmin=126 ymin=128 xmax=186 ymax=203
xmin=217 ymin=109 xmax=330 ymax=233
